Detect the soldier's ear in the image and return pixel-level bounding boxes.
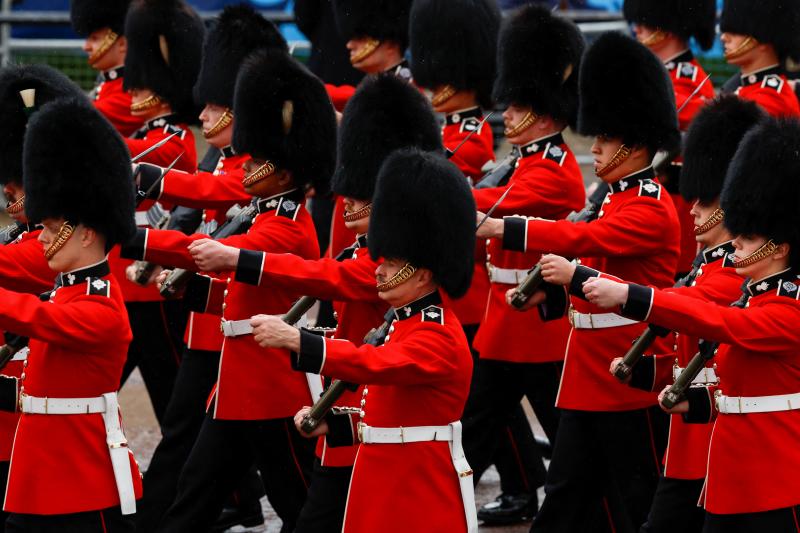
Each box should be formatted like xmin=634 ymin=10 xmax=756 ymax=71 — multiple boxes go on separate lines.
xmin=79 ymin=225 xmax=98 ymax=249
xmin=773 ymin=242 xmax=791 ymax=262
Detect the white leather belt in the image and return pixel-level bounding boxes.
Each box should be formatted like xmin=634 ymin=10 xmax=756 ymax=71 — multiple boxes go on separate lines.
xmin=358 ymin=421 xmax=477 ymax=532
xmin=19 ymin=392 xmax=136 ymax=514
xmin=568 ymin=306 xmax=639 ymax=329
xmin=673 ymin=365 xmax=719 ymax=385
xmin=715 ymin=391 xmax=800 ymax=414
xmin=10 ymin=346 xmax=28 ymax=362
xmin=487 ymin=264 xmax=530 ymax=285
xmin=220 ymin=319 xmax=252 ymax=337
xmin=134 ymin=211 xmax=150 ymax=227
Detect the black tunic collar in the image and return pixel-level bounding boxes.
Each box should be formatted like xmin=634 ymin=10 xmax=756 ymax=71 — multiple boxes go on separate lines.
xmin=220 ymin=146 xmax=236 ymax=158
xmin=393 ymin=291 xmax=442 ymax=321
xmin=518 ymin=133 xmax=565 ymax=159
xmin=663 ymin=50 xmax=693 ymax=70
xmin=740 ymin=65 xmax=783 ymax=87
xmin=101 ymin=66 xmax=124 ymax=82
xmin=746 ymin=268 xmax=795 ymax=296
xmin=444 ymin=107 xmax=482 ymax=126
xmin=254 ymin=188 xmax=302 ymax=214
xmin=608 ymin=166 xmax=656 ymax=194
xmin=56 ymin=259 xmax=111 ymax=288
xmin=701 ymin=240 xmax=736 ymax=266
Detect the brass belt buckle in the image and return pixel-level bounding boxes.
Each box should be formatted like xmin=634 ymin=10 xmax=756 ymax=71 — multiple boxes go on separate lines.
xmin=357 ymin=421 xmax=365 ymax=443
xmin=567 ymin=306 xmax=576 ymax=328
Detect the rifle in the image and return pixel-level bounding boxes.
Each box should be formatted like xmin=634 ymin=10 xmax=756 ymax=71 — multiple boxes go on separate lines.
xmin=0 ymin=290 xmax=54 ymax=370
xmin=0 ymin=222 xmax=26 ymax=245
xmin=474 ymin=148 xmax=519 ymax=190
xmin=299 ymin=308 xmax=395 ymax=434
xmin=131 ymin=210 xmax=172 ymax=285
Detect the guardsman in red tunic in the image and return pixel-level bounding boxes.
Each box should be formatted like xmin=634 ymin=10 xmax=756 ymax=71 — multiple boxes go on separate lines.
xmin=719 ymin=0 xmax=800 ymax=117
xmin=478 ymin=32 xmax=682 ymax=531
xmin=69 ymin=0 xmax=144 ymax=137
xmin=250 ymin=149 xmax=478 ymax=533
xmin=459 ymin=6 xmax=586 ymax=522
xmin=0 ymin=97 xmax=141 ymax=531
xmin=109 ymin=0 xmax=204 ymax=427
xmin=590 ymin=97 xmax=762 ymax=533
xmin=582 ymin=116 xmax=800 ymax=533
xmin=181 ymin=73 xmax=442 ymax=533
xmin=125 ymin=6 xmax=286 ymax=531
xmin=122 ymin=49 xmax=336 ymax=532
xmin=625 ymin=0 xmax=717 ymax=277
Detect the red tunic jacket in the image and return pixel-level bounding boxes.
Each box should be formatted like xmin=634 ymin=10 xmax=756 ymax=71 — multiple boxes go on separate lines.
xmin=503 ymin=167 xmax=681 ymax=410
xmin=620 ymin=268 xmax=800 ymax=514
xmin=122 ymin=190 xmax=320 ymax=420
xmin=1 ymin=261 xmax=142 ymax=514
xmin=91 ymin=67 xmax=144 ymax=137
xmin=292 ymin=291 xmax=472 ymax=533
xmin=473 ymin=133 xmax=585 ymax=363
xmin=734 ymin=67 xmax=800 ymax=118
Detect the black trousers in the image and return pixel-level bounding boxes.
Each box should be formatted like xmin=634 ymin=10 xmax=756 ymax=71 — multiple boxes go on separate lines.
xmin=120 ymin=300 xmax=186 ymax=424
xmin=135 ymin=348 xmax=263 ymax=532
xmin=294 ymin=459 xmax=353 ymax=533
xmin=531 ymin=407 xmax=669 ymax=533
xmin=640 ymin=477 xmax=705 ymax=533
xmin=157 ymin=413 xmax=314 ymax=533
xmin=0 ymin=461 xmax=8 ymax=532
xmin=704 ymin=506 xmax=800 ymax=533
xmin=462 ymin=357 xmax=562 ymax=495
xmin=6 ymin=507 xmax=134 ymax=533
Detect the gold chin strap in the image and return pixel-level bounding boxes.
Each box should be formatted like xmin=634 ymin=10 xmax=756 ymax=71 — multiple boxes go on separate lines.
xmin=595 ymin=144 xmax=632 ymax=177
xmin=376 ymin=263 xmax=417 ymax=292
xmin=725 ymin=36 xmax=758 ymax=61
xmin=694 ymin=208 xmax=724 ymax=235
xmin=504 ymin=111 xmax=538 ymax=138
xmin=639 ymin=29 xmax=667 ymax=48
xmin=350 ymin=38 xmax=381 ymax=64
xmin=242 ymin=161 xmax=276 ymax=187
xmin=44 ymin=222 xmax=75 ymax=260
xmin=343 ymin=203 xmax=372 ymax=222
xmin=203 ymin=108 xmax=233 ymax=139
xmin=130 ymin=94 xmax=163 ymax=113
xmin=88 ymin=29 xmax=119 ymax=66
xmin=431 ymin=85 xmax=457 ymax=107
xmin=5 ymin=195 xmax=24 ymax=216
xmin=732 ymin=239 xmax=778 ymax=268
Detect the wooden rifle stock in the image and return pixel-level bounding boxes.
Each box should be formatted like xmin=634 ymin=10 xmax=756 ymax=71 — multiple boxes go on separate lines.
xmin=661 ymin=341 xmax=717 ymax=409
xmin=510 ymin=264 xmax=544 ymax=309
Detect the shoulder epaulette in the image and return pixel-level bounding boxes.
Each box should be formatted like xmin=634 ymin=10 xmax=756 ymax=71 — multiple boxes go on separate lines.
xmin=638 ymin=179 xmax=662 ymax=200
xmin=777 ymin=278 xmax=800 ymax=300
xmin=675 ymin=62 xmax=698 ymax=81
xmin=421 ymin=305 xmax=445 ymax=325
xmin=459 ymin=117 xmax=483 ymax=135
xmin=276 ymin=197 xmax=301 ymax=221
xmin=762 ymin=75 xmax=785 ymax=93
xmin=543 ymin=144 xmax=567 ymax=166
xmin=86 ymin=277 xmax=111 ymax=297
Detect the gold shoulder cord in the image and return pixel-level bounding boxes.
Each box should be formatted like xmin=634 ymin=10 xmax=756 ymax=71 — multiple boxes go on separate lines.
xmin=724 ymin=36 xmax=757 ymax=61
xmin=376 ymin=263 xmax=417 ymax=292
xmin=350 ymin=38 xmax=381 ymax=64
xmin=130 ymin=94 xmax=163 ymax=113
xmin=731 ymin=240 xmax=778 ymax=268
xmin=504 ymin=111 xmax=538 ymax=138
xmin=241 ymin=161 xmax=276 ymax=187
xmin=44 ymin=222 xmax=75 ymax=260
xmin=5 ymin=195 xmax=24 ymax=216
xmin=203 ymin=108 xmax=233 ymax=139
xmin=88 ymin=29 xmax=119 ymax=65
xmin=694 ymin=208 xmax=724 ymax=235
xmin=431 ymin=85 xmax=457 ymax=107
xmin=639 ymin=29 xmax=667 ymax=48
xmin=595 ymin=144 xmax=632 ymax=178
xmin=343 ymin=203 xmax=372 ymax=222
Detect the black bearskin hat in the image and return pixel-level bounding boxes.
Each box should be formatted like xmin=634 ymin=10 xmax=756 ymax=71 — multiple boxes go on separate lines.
xmin=721 ymin=0 xmax=800 ymax=61
xmin=722 ymin=117 xmax=800 ymax=250
xmin=368 ymin=149 xmax=475 ymax=298
xmin=70 ymin=0 xmax=131 ymax=36
xmin=623 ymin=0 xmax=716 ymax=50
xmin=233 ymin=48 xmax=337 ymax=195
xmin=332 ymin=74 xmax=442 ymax=201
xmin=333 ymin=0 xmax=412 ymax=50
xmin=123 ymin=0 xmax=204 ymax=120
xmin=578 ymin=32 xmax=679 ymax=154
xmin=680 ymin=95 xmax=764 ymax=203
xmin=0 ymin=64 xmax=86 ymax=186
xmin=194 ymin=4 xmax=288 ymax=109
xmin=24 ymin=98 xmax=135 ymax=246
xmin=409 ymin=0 xmax=501 ymax=110
xmin=493 ymin=4 xmax=584 ymax=127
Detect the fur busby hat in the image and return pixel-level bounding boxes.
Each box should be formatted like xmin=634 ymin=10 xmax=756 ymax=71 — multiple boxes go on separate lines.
xmin=623 ymin=0 xmax=716 ymax=50
xmin=578 ymin=32 xmax=679 ymax=154
xmin=368 ymin=149 xmax=475 ymax=298
xmin=721 ymin=0 xmax=800 ymax=61
xmin=24 ymin=98 xmax=135 ymax=246
xmin=409 ymin=0 xmax=501 ymax=109
xmin=123 ymin=0 xmax=204 ymax=120
xmin=680 ymin=95 xmax=764 ymax=203
xmin=333 ymin=0 xmax=412 ymax=50
xmin=70 ymin=0 xmax=131 ymax=36
xmin=721 ymin=117 xmax=800 ymax=250
xmin=233 ymin=48 xmax=337 ymax=195
xmin=331 ymin=74 xmax=442 ymax=201
xmin=0 ymin=64 xmax=86 ymax=186
xmin=493 ymin=4 xmax=584 ymax=127
xmin=194 ymin=4 xmax=287 ymax=109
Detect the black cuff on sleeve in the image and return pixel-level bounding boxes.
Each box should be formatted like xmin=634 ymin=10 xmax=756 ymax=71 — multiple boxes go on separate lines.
xmin=621 ymin=284 xmax=653 ymax=321
xmin=569 ymin=265 xmax=600 ymax=299
xmin=502 ymin=217 xmax=527 ymax=252
xmin=0 ymin=376 xmax=18 ymax=412
xmin=628 ymin=355 xmax=656 ymax=392
xmin=681 ymin=386 xmax=714 ymax=424
xmin=537 ymin=281 xmax=569 ymax=321
xmin=136 ymin=163 xmax=164 ymax=199
xmin=235 ymin=249 xmax=265 ymax=286
xmin=183 ymin=274 xmax=212 ymax=313
xmin=291 ymin=330 xmax=325 ymax=374
xmin=324 ymin=411 xmax=357 ymax=447
xmin=120 ymin=228 xmax=147 ymax=260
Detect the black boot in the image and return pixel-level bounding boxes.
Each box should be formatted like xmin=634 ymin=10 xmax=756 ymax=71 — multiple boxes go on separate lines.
xmin=477 ymin=492 xmax=537 ymax=525
xmin=211 ymin=503 xmax=265 ymax=532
